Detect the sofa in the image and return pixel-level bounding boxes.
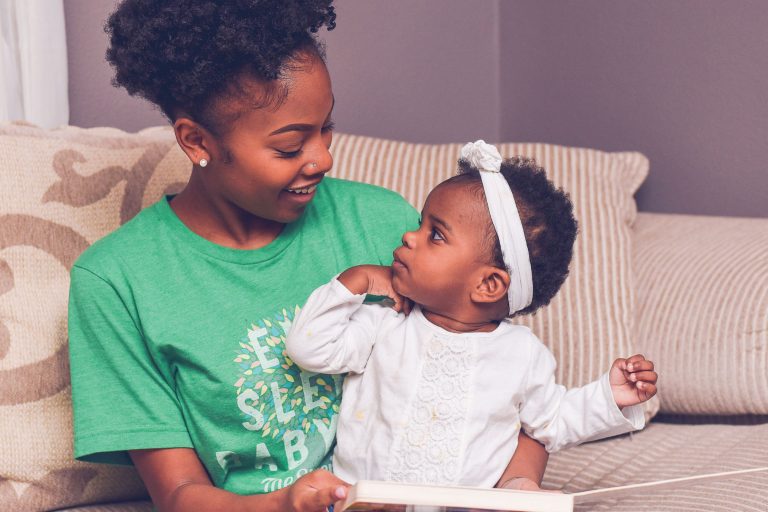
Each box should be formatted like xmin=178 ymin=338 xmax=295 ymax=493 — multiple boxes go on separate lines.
xmin=0 ymin=122 xmax=766 ymax=512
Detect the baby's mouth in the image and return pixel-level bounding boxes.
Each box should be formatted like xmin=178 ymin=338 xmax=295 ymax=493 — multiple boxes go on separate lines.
xmin=392 ymin=250 xmax=408 ymax=270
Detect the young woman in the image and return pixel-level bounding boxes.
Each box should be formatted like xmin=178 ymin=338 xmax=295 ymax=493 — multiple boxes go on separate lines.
xmin=68 ymin=2 xmax=549 ymax=511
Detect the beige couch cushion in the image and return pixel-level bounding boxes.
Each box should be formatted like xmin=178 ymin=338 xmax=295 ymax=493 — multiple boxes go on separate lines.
xmin=634 ymin=212 xmax=768 ymax=414
xmin=331 ymin=135 xmax=658 ymax=414
xmin=545 ymin=421 xmax=768 ymax=511
xmin=52 ymin=502 xmax=153 ymax=512
xmin=0 ymin=122 xmax=188 ymax=511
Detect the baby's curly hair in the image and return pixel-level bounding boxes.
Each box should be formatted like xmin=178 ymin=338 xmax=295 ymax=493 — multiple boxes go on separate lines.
xmin=450 ymin=157 xmax=578 ymax=318
xmin=105 ymin=0 xmax=337 ymax=134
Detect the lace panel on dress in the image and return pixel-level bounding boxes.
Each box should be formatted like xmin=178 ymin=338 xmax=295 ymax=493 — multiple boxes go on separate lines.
xmin=386 ymin=335 xmax=477 ymax=484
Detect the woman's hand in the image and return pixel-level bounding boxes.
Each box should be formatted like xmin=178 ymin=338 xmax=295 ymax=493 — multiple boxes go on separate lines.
xmin=609 ymin=354 xmax=658 ymax=408
xmin=283 ymin=469 xmax=349 ymax=512
xmin=129 ymin=448 xmax=348 ymax=512
xmin=338 ymin=264 xmax=413 ymax=314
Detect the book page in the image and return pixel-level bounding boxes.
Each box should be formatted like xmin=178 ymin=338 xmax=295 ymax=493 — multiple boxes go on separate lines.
xmin=339 ymin=480 xmax=574 ymax=512
xmin=340 ymin=468 xmax=768 ymax=512
xmin=573 ymin=466 xmax=768 ymax=504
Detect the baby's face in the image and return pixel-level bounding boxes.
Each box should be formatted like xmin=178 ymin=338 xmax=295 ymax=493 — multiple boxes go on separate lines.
xmin=392 ymin=182 xmax=492 ymax=313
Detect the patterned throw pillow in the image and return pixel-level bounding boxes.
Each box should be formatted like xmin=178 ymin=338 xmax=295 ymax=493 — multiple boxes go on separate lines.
xmin=0 ymin=122 xmax=188 ymax=511
xmin=330 ymin=134 xmax=659 ymax=418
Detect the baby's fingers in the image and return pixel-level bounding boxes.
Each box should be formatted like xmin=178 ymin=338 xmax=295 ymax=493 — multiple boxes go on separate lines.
xmin=628 ymin=370 xmax=658 ymax=384
xmin=390 ymin=291 xmax=411 ymax=314
xmin=627 ymin=358 xmax=654 ymax=373
xmin=625 ymin=353 xmax=649 ymax=366
xmin=636 ymin=381 xmax=658 ymax=400
xmin=402 ymin=297 xmax=414 ymax=316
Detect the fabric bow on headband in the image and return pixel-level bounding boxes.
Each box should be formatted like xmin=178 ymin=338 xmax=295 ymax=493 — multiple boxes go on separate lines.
xmin=460 ymin=140 xmax=533 ymax=314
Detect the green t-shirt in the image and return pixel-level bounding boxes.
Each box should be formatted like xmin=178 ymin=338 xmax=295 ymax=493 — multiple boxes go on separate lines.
xmin=69 ymin=177 xmax=418 ymax=495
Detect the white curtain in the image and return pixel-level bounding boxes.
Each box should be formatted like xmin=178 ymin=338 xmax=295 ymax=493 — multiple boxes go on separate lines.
xmin=0 ymin=0 xmax=68 ymax=128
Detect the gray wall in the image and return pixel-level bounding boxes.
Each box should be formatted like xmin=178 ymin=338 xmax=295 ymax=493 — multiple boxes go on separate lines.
xmin=64 ymin=0 xmax=768 ymax=218
xmin=65 ymin=0 xmax=165 ymax=130
xmin=324 ymin=1 xmax=500 ymax=144
xmin=499 ymin=1 xmax=768 ymax=218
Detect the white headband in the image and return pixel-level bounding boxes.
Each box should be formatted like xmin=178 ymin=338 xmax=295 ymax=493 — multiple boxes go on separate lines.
xmin=460 ymin=140 xmax=533 ymax=314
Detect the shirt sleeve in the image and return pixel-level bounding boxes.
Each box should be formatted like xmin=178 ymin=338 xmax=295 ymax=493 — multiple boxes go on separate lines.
xmin=69 ymin=265 xmax=193 ymax=465
xmin=518 ymin=339 xmax=645 ymax=453
xmin=286 ymin=277 xmax=395 ymax=375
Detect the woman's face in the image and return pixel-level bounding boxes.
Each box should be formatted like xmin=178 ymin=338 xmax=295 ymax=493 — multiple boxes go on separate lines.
xmin=204 ymin=55 xmax=335 ymax=224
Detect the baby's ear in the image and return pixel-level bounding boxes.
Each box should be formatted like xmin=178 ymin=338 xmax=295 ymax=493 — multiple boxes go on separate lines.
xmin=470 ymin=266 xmax=510 ymax=304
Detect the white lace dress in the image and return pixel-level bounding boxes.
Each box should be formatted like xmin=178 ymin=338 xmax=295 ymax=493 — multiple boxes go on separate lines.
xmin=286 ymin=278 xmax=644 ymax=487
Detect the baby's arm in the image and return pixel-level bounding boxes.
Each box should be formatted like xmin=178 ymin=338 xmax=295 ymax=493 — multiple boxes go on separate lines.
xmin=519 ymin=344 xmax=647 ymax=453
xmin=495 ymin=432 xmax=549 ymax=491
xmin=285 ymin=266 xmax=402 ymax=374
xmin=337 ymin=265 xmax=412 ymax=314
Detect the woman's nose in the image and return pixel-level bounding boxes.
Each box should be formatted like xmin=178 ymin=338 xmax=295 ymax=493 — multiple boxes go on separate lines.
xmin=306 ymin=143 xmax=333 ymax=176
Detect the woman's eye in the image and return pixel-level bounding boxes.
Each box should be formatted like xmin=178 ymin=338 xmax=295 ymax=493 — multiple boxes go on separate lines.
xmin=322 ymin=121 xmax=336 ymax=132
xmin=430 ymin=229 xmax=444 ymax=241
xmin=276 ymin=148 xmax=303 ymax=159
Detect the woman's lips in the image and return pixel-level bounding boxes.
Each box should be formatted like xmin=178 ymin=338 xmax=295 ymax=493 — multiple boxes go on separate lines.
xmin=282 ymin=182 xmax=320 ymax=204
xmin=284 ymin=183 xmax=320 ymax=195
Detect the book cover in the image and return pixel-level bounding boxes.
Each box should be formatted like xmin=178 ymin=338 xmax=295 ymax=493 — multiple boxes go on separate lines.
xmin=338 ymin=467 xmax=768 ymax=512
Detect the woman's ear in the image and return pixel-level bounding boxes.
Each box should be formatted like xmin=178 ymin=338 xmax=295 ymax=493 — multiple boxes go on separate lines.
xmin=470 ymin=266 xmax=510 ymax=304
xmin=173 ymin=117 xmax=215 ymax=167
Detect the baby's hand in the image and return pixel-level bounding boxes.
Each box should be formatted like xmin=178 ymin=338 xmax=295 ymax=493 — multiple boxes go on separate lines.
xmin=609 ymin=354 xmax=658 ymax=408
xmin=338 ymin=265 xmax=413 ymax=314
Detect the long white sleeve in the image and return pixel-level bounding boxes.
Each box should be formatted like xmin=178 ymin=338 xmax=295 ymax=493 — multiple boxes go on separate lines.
xmin=519 ymin=343 xmax=645 ymax=453
xmin=286 ymin=278 xmax=396 ymax=374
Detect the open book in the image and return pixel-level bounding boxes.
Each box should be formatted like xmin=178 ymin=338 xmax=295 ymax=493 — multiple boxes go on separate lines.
xmin=337 ymin=467 xmax=768 ymax=512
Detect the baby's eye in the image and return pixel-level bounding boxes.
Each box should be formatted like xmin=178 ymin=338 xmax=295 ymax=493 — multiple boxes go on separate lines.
xmin=430 ymin=228 xmax=444 ymax=241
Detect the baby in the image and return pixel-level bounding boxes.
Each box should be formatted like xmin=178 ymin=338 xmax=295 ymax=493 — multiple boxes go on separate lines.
xmin=286 ymin=140 xmax=657 ymax=488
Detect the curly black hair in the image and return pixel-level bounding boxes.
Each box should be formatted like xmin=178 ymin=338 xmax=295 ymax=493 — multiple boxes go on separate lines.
xmin=449 ymin=157 xmax=578 ymax=318
xmin=105 ymin=0 xmax=337 ymax=134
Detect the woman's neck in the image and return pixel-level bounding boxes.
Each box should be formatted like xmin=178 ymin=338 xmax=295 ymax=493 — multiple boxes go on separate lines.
xmin=421 ymin=307 xmax=500 ymax=334
xmin=170 ymin=173 xmax=284 ymax=250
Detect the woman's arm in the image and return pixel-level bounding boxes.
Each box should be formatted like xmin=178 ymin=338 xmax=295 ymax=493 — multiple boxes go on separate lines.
xmin=495 ymin=431 xmax=549 ymax=490
xmin=130 ymin=448 xmax=348 ymax=512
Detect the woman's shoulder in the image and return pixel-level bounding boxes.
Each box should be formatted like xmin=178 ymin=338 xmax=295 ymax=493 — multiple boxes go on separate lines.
xmin=73 ymin=199 xmax=166 ymax=275
xmin=319 ymin=177 xmax=413 ymax=209
xmin=314 ymin=178 xmax=419 ymax=230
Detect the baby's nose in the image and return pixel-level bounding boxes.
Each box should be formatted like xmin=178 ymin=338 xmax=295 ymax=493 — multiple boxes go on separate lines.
xmin=401 ymin=230 xmax=415 ymax=248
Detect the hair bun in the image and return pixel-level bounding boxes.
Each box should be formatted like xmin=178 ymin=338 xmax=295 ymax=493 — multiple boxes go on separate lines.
xmin=106 ymin=0 xmax=336 ymax=126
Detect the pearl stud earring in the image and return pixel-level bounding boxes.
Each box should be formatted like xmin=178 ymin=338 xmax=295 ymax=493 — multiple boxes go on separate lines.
xmin=199 ymin=158 xmax=208 ymax=168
